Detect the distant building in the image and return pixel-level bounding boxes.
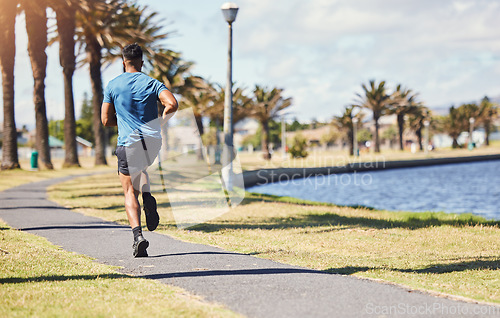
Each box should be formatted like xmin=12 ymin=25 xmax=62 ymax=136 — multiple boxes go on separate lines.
xmin=76 ymin=136 xmax=93 ymax=157
xmin=0 ymin=123 xmax=27 ymax=146
xmin=168 ymin=126 xmax=201 ymax=153
xmin=286 ymin=125 xmax=333 ymax=147
xmin=234 ymin=118 xmax=259 ymax=150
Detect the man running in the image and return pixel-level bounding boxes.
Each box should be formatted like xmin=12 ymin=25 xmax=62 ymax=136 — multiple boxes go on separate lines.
xmin=101 ymin=43 xmax=178 ymax=257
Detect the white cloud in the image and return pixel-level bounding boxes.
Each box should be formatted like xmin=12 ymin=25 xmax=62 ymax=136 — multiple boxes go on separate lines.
xmin=231 ymin=0 xmax=500 ymax=119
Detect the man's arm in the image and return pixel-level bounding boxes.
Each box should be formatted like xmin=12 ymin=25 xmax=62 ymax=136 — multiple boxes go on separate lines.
xmin=101 ymin=102 xmax=117 ymax=126
xmin=159 ymin=89 xmax=178 ymax=120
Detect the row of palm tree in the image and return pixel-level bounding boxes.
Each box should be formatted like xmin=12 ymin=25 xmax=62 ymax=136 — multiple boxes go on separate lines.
xmin=337 ymin=79 xmax=497 ymax=154
xmin=1 ymin=0 xmax=293 ymax=168
xmin=347 ymin=80 xmax=428 ymax=153
xmin=439 ymin=97 xmax=498 ymax=148
xmin=175 ymin=80 xmax=292 ymax=160
xmin=0 ymin=0 xmax=176 ymax=170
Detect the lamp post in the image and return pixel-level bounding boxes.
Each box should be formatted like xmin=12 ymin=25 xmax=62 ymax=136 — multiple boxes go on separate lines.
xmin=352 ymin=117 xmax=359 ymax=157
xmin=281 ymin=115 xmax=286 ymax=160
xmin=469 ymin=117 xmax=475 ymax=150
xmin=221 ymin=2 xmax=238 ymax=191
xmin=423 ymin=120 xmax=430 ymax=155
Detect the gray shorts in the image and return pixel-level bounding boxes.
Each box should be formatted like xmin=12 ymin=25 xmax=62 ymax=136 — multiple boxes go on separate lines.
xmin=115 ymin=137 xmax=162 ymax=175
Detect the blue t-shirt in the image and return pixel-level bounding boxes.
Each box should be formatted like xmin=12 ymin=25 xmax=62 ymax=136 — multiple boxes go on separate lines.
xmin=103 ymin=72 xmax=168 ymax=146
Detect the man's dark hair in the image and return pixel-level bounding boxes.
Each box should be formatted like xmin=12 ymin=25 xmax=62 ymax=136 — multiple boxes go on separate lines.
xmin=122 ymin=43 xmax=143 ymax=61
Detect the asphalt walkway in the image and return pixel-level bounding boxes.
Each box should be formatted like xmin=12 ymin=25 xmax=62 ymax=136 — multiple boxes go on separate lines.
xmin=0 ymin=176 xmax=498 ymax=318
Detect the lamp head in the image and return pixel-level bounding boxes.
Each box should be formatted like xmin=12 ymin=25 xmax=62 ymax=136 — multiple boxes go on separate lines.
xmin=221 ymin=2 xmax=239 ymax=24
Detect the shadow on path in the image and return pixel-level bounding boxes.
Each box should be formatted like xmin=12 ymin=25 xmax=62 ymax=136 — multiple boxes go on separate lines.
xmin=21 ymin=224 xmax=129 ymax=231
xmin=0 ymin=206 xmax=68 ymax=211
xmin=149 ymin=251 xmax=249 ymax=258
xmin=142 ymin=268 xmax=327 ymax=280
xmin=325 ymin=257 xmax=500 ymax=275
xmin=190 ymin=212 xmax=500 ymax=232
xmin=0 ymin=273 xmax=128 ymax=284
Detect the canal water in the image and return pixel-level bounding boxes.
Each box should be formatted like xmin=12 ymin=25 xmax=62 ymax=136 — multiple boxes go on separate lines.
xmin=247 ymin=160 xmax=500 ymax=220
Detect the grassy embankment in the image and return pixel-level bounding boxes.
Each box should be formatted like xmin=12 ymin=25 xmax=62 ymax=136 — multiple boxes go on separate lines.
xmin=50 ymin=171 xmax=500 ymax=305
xmin=0 ymin=220 xmax=239 ymax=317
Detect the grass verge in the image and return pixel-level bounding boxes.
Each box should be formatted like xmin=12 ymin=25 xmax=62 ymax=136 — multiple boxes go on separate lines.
xmin=238 ymin=145 xmax=500 ymax=170
xmin=50 ymin=173 xmax=500 ymax=304
xmin=0 ymin=220 xmax=239 ymax=317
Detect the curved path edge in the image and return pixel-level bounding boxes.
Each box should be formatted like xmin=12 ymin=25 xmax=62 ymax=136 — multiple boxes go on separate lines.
xmin=0 ymin=175 xmax=498 ymax=318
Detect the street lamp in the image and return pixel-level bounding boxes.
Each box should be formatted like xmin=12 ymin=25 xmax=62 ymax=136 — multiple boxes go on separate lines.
xmin=221 ymin=2 xmax=238 ymax=191
xmin=469 ymin=117 xmax=475 ymax=150
xmin=352 ymin=117 xmax=359 ymax=157
xmin=281 ymin=115 xmax=286 ymax=160
xmin=423 ymin=120 xmax=430 ymax=155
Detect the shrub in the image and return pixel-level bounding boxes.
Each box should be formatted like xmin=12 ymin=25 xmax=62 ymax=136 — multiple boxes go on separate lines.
xmin=289 ymin=133 xmax=308 ymax=158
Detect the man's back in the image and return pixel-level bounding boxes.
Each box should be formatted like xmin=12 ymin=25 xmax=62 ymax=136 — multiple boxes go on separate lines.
xmin=104 ymin=72 xmax=167 ymax=147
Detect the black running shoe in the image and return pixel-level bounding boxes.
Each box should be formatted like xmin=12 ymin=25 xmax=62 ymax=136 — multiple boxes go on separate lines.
xmin=143 ymin=193 xmax=159 ymax=231
xmin=133 ymin=235 xmax=149 ymax=257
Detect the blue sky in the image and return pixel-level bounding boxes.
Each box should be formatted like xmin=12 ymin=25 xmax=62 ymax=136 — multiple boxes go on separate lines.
xmin=3 ymin=0 xmax=500 ymax=128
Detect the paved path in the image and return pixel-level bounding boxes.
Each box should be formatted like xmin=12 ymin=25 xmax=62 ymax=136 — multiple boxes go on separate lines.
xmin=0 ymin=177 xmax=498 ymax=318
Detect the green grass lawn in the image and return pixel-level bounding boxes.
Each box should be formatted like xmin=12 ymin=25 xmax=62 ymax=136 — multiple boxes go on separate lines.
xmin=0 ymin=157 xmax=115 ymax=192
xmin=50 ymin=173 xmax=500 ymax=305
xmin=0 ymin=220 xmax=239 ymax=317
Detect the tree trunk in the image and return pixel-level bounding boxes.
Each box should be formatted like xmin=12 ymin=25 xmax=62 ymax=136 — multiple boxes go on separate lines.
xmin=348 ymin=126 xmax=354 ymax=156
xmin=25 ymin=2 xmax=53 ymax=169
xmin=374 ymin=117 xmax=380 ymax=153
xmin=195 ymin=114 xmax=204 ymax=160
xmin=55 ymin=4 xmax=79 ymax=167
xmin=416 ymin=127 xmax=423 ymax=150
xmin=485 ymin=122 xmax=490 ymax=146
xmin=0 ymin=0 xmax=20 ymax=170
xmin=261 ymin=120 xmax=271 ymax=160
xmin=452 ymin=137 xmax=459 ymax=149
xmin=87 ymin=36 xmax=107 ymax=165
xmin=397 ymin=113 xmax=404 ymax=151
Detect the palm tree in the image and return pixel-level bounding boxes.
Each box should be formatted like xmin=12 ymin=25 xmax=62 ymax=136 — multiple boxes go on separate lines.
xmin=0 ymin=0 xmax=20 ymax=170
xmin=478 ymin=96 xmax=498 ymax=146
xmin=76 ymin=1 xmax=169 ymax=165
xmin=251 ymin=86 xmax=293 ymax=160
xmin=50 ymin=0 xmax=81 ymax=167
xmin=442 ymin=106 xmax=465 ymax=148
xmin=356 ymin=80 xmax=391 ymax=153
xmin=150 ymin=49 xmax=194 ymax=93
xmin=22 ymin=0 xmax=53 ymax=169
xmin=333 ymin=105 xmax=363 ymax=156
xmin=389 ymin=85 xmax=420 ymax=151
xmin=200 ymin=83 xmax=252 ymax=163
xmin=177 ymin=78 xmax=217 ymax=160
xmin=178 ymin=79 xmax=216 ymax=138
xmin=205 ymin=84 xmax=252 ymax=128
xmin=407 ymin=105 xmax=430 ymax=150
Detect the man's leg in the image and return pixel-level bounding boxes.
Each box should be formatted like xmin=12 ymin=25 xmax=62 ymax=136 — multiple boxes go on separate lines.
xmin=140 ymin=170 xmax=150 ymax=193
xmin=119 ymin=172 xmax=141 ymax=227
xmin=140 ymin=169 xmax=159 ymax=231
xmin=119 ymin=172 xmax=149 ymax=257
